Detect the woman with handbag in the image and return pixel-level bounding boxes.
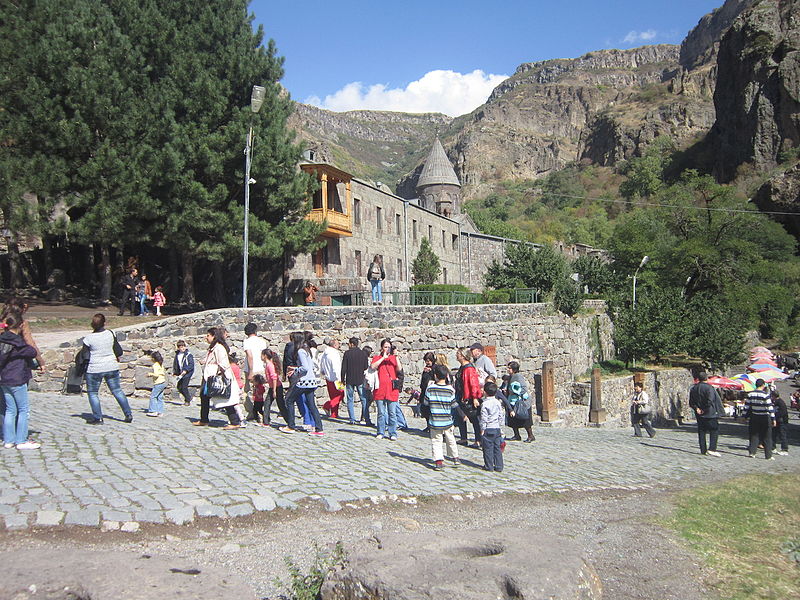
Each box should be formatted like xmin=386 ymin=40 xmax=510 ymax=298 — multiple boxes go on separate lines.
xmin=82 ymin=313 xmax=133 ymax=425
xmin=455 ymin=348 xmax=482 ymax=447
xmin=371 ymin=339 xmax=401 ymax=440
xmin=630 ymin=382 xmax=656 ymax=438
xmin=192 ymin=327 xmax=241 ymax=430
xmin=504 ymin=361 xmax=535 ymax=442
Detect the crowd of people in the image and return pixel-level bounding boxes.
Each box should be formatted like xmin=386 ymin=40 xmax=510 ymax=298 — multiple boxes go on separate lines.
xmin=0 ymin=293 xmax=797 ymax=471
xmin=118 ymin=267 xmax=167 ymax=317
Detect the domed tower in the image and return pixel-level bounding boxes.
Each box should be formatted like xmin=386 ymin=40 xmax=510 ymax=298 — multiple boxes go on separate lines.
xmin=415 ymin=139 xmax=461 ymax=218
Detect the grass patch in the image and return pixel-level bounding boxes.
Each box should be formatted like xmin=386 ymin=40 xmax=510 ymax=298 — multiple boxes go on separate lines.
xmin=664 ymin=474 xmax=800 ymax=600
xmin=275 ymin=541 xmax=346 ymax=600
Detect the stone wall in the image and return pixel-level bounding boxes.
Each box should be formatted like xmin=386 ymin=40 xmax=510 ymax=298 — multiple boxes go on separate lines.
xmin=36 ymin=302 xmax=615 ymax=411
xmin=569 ymin=368 xmax=695 ymax=428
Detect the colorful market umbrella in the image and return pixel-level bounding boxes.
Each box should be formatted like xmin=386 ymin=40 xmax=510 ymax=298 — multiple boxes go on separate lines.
xmin=751 ymin=346 xmax=770 ymax=353
xmin=731 ymin=374 xmax=757 ymax=391
xmin=707 ymin=376 xmax=744 ymax=390
xmin=754 ymin=369 xmax=790 ymax=382
xmin=749 ymin=363 xmax=780 ymax=371
xmin=749 ymin=354 xmax=776 ymax=364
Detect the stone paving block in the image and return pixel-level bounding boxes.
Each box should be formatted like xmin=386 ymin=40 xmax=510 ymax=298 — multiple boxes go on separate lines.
xmin=35 ymin=510 xmax=65 ymax=526
xmin=249 ymin=495 xmax=277 ymax=512
xmin=323 ymin=498 xmax=342 ymax=512
xmin=275 ymin=498 xmax=298 ymax=510
xmin=4 ymin=514 xmax=29 ymax=530
xmin=165 ymin=507 xmax=195 ymax=525
xmin=102 ymin=510 xmax=133 ymax=522
xmin=135 ymin=510 xmax=165 ymax=524
xmin=120 ymin=521 xmax=140 ymax=532
xmin=225 ymin=504 xmax=254 ymax=518
xmin=195 ymin=504 xmax=226 ymax=518
xmin=65 ymin=509 xmax=100 ymax=527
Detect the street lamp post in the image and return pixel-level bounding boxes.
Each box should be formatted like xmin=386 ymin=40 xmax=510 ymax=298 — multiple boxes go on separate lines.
xmin=242 ymin=84 xmax=266 ymax=308
xmin=632 ymin=255 xmax=649 ymax=310
xmin=631 ymin=255 xmax=649 ymax=368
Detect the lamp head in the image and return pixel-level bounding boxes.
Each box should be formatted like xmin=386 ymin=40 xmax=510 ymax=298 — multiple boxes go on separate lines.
xmin=639 ymin=255 xmax=650 ymax=268
xmin=250 ymin=85 xmax=266 ymax=113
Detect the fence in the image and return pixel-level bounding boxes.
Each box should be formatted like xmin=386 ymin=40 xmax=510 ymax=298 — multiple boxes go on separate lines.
xmin=350 ymin=288 xmax=540 ymax=306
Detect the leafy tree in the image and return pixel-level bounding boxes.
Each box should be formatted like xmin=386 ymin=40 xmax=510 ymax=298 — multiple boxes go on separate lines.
xmin=412 ymin=237 xmax=441 ymax=285
xmin=485 ymin=243 xmax=567 ymax=293
xmin=553 ymin=277 xmax=583 ymax=316
xmin=573 ymin=255 xmax=615 ymax=294
xmin=684 ymin=293 xmax=746 ymax=369
xmin=619 ymin=136 xmax=675 ymax=200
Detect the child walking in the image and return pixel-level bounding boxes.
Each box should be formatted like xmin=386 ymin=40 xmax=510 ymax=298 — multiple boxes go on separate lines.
xmin=0 ymin=313 xmax=41 ymax=449
xmin=480 ymin=381 xmax=505 ymax=472
xmin=251 ymin=374 xmax=267 ymax=423
xmin=146 ymin=351 xmax=166 ymax=416
xmin=425 ymin=364 xmax=460 ymax=471
xmin=152 ymin=286 xmax=166 ymax=316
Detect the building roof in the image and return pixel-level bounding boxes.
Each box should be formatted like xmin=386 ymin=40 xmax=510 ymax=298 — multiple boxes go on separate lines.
xmin=416 ymin=139 xmax=461 ymax=189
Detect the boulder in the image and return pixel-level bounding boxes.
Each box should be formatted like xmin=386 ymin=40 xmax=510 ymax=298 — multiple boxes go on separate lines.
xmin=0 ymin=549 xmax=255 ymax=599
xmin=321 ymin=527 xmax=602 ymax=600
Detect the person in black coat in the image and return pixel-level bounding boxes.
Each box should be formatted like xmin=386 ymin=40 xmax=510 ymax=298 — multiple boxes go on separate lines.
xmin=172 ymin=340 xmax=195 ymax=406
xmin=118 ymin=268 xmax=138 ymax=316
xmin=688 ymin=371 xmax=724 ymax=456
xmin=772 ymin=392 xmax=790 ymax=455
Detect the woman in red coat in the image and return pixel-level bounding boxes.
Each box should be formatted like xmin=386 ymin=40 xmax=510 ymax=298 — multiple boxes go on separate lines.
xmin=455 ymin=347 xmax=483 ymax=447
xmin=371 ymin=339 xmax=402 ymax=440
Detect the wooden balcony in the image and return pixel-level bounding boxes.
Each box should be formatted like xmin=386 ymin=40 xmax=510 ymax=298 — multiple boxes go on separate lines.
xmin=302 ymin=163 xmax=353 ymax=237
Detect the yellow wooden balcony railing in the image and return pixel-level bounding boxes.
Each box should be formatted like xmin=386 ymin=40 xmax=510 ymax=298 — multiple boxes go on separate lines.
xmin=307 ymin=207 xmax=352 ymax=237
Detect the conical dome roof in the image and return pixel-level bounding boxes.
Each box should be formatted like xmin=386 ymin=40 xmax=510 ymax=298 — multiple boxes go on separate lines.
xmin=416 ymin=139 xmax=461 ymax=188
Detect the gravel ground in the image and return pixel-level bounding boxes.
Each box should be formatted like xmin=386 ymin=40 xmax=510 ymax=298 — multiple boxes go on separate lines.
xmin=0 ymin=480 xmax=729 ymax=600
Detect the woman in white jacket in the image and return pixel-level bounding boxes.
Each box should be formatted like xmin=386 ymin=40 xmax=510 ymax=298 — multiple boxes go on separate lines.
xmin=192 ymin=327 xmax=241 ymax=429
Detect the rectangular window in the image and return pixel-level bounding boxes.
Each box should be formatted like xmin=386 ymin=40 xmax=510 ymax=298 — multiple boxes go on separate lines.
xmin=428 ymin=224 xmax=432 ymax=240
xmin=395 ymin=213 xmax=401 ymax=236
xmin=354 ymin=198 xmax=361 ymax=226
xmin=442 ymin=229 xmax=446 ymax=248
xmin=376 ymin=206 xmax=383 ymax=231
xmin=452 ymin=234 xmax=458 ymax=250
xmin=443 ymin=267 xmax=448 ymax=284
xmin=397 ymin=258 xmax=403 ymax=281
xmin=355 ymin=250 xmax=362 ymax=277
xmin=413 ymin=219 xmax=418 ymax=241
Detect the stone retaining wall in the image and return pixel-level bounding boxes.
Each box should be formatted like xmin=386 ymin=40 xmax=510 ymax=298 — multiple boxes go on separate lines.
xmin=36 ymin=302 xmax=614 ymax=414
xmin=570 ymin=368 xmax=695 ymax=427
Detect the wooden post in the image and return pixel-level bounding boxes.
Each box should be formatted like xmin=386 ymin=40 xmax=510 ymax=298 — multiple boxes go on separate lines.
xmin=484 ymin=345 xmax=497 ymax=367
xmin=541 ymin=360 xmax=557 ymax=422
xmin=589 ymin=367 xmax=607 ymax=424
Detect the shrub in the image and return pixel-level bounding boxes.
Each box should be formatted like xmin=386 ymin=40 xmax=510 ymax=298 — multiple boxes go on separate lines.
xmin=553 ymin=277 xmax=583 ymax=316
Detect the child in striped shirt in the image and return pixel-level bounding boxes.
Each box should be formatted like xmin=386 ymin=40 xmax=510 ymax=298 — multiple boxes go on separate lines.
xmin=425 ymin=364 xmax=461 ymax=471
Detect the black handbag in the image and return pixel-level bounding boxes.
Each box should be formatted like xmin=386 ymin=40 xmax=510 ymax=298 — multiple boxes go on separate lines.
xmin=392 ymin=368 xmax=404 ymax=391
xmin=74 ymin=345 xmax=91 ymax=376
xmin=514 ymin=397 xmax=532 ymax=420
xmin=205 ymin=368 xmax=232 ymax=399
xmin=111 ymin=331 xmax=123 ymax=358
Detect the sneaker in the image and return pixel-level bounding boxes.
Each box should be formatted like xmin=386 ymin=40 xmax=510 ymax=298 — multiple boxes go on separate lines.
xmin=191 ymin=421 xmax=209 ymax=427
xmin=3 ymin=443 xmax=14 ymax=449
xmin=451 ymin=458 xmax=461 ymax=467
xmin=433 ymin=461 xmax=444 ymax=471
xmin=375 ymin=433 xmax=384 ymax=439
xmin=776 ymin=450 xmax=789 ymax=456
xmin=87 ymin=418 xmax=104 ymax=425
xmin=767 ymin=456 xmax=775 ymax=460
xmin=278 ymin=426 xmax=295 ymax=434
xmin=16 ymin=441 xmax=41 ymax=450
xmin=748 ymin=453 xmax=756 ymax=458
xmin=308 ymin=430 xmax=325 ymax=437
xmin=706 ymin=450 xmax=721 ymax=457
xmin=146 ymin=412 xmax=160 ymax=417
xmin=124 ymin=415 xmax=134 ymax=423
xmin=389 ymin=435 xmax=398 ymax=441
xmin=222 ymin=424 xmax=241 ymax=430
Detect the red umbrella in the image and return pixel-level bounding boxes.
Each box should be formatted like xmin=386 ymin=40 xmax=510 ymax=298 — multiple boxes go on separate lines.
xmin=707 ymin=376 xmax=744 ymax=390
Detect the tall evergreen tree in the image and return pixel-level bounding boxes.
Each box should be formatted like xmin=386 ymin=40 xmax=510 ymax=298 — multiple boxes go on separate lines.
xmin=412 ymin=237 xmax=441 ymax=285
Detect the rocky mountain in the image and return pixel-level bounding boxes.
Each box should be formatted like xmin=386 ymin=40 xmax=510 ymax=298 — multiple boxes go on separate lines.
xmin=288 ymin=0 xmax=775 ymax=202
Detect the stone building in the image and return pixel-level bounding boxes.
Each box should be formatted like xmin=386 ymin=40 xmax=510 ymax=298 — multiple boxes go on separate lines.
xmin=275 ymin=140 xmax=532 ymax=304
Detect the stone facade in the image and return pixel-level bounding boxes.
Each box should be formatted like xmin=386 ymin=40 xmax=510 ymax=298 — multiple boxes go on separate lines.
xmin=36 ymin=302 xmax=615 ymax=415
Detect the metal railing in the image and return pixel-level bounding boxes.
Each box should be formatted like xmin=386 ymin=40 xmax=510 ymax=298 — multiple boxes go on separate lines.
xmin=349 ymin=288 xmax=541 ymax=306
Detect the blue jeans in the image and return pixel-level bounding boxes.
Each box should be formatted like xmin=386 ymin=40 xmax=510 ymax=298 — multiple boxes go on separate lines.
xmin=394 ymin=401 xmax=407 ymax=429
xmin=148 ymin=382 xmax=166 ymax=413
xmin=370 ymin=279 xmax=382 ymax=303
xmin=138 ymin=294 xmax=148 ymax=315
xmin=85 ymin=370 xmax=133 ymax=420
xmin=346 ymin=383 xmax=369 ymax=423
xmin=299 ymin=387 xmax=323 ymax=431
xmin=1 ymin=384 xmax=30 ymax=445
xmin=376 ymin=399 xmax=397 ymax=437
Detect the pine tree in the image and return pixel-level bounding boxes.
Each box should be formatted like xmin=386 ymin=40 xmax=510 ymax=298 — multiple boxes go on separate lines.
xmin=412 ymin=237 xmax=441 ymax=285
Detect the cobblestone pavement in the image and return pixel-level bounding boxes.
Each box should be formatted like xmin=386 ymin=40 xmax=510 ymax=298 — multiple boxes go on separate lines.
xmin=1 ymin=391 xmax=797 ymax=532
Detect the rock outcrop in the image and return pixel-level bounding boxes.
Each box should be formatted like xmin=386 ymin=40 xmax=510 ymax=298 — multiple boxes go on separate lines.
xmin=712 ymin=0 xmax=800 ymax=181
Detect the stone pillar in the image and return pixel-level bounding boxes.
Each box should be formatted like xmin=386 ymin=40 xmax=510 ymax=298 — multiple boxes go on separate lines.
xmin=589 ymin=367 xmax=606 ymax=424
xmin=541 ymin=360 xmax=557 ymax=422
xmin=633 ymin=372 xmax=645 ymax=387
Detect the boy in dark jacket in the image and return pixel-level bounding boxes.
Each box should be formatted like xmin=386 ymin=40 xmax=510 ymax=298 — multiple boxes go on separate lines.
xmin=772 ymin=392 xmax=790 ymax=455
xmin=0 ymin=313 xmax=40 ymax=449
xmin=688 ymin=371 xmax=724 ymax=456
xmin=173 ymin=340 xmax=195 ymax=406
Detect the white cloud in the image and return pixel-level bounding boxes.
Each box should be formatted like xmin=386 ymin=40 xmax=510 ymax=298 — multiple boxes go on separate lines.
xmin=305 ymin=69 xmax=508 ymax=117
xmin=622 ymin=29 xmax=657 ymax=44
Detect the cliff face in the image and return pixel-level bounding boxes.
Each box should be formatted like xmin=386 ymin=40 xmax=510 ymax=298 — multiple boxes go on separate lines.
xmin=712 ymin=0 xmax=800 ymax=181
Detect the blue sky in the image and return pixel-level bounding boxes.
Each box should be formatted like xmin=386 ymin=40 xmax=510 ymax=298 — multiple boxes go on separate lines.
xmin=252 ymin=0 xmax=723 ymax=116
